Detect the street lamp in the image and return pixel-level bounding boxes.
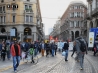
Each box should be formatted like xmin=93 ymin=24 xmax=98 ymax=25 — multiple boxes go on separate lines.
xmin=7 ymin=31 xmax=8 ymax=41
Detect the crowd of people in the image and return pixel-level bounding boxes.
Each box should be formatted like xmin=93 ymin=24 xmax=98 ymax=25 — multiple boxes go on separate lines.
xmin=0 ymin=37 xmax=91 ymax=72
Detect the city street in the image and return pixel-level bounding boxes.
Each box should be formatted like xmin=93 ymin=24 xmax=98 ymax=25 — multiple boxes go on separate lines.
xmin=0 ymin=51 xmax=98 ymax=73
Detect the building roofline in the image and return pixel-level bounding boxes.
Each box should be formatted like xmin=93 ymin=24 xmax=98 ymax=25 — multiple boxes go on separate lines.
xmin=61 ymin=1 xmax=87 ymax=19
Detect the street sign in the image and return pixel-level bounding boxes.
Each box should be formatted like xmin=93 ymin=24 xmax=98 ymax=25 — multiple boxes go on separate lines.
xmin=10 ymin=29 xmax=15 ymax=36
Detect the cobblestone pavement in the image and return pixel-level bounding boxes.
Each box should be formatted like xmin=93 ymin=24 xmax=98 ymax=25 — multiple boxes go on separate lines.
xmin=1 ymin=51 xmax=98 ymax=73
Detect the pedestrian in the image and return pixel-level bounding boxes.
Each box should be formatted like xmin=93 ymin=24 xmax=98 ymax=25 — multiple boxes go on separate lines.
xmin=45 ymin=41 xmax=50 ymax=57
xmin=93 ymin=43 xmax=97 ymax=56
xmin=6 ymin=43 xmax=11 ymax=60
xmin=29 ymin=42 xmax=35 ymax=63
xmin=71 ymin=45 xmax=76 ymax=57
xmin=40 ymin=41 xmax=45 ymax=56
xmin=54 ymin=42 xmax=57 ymax=55
xmin=34 ymin=41 xmax=38 ymax=56
xmin=0 ymin=42 xmax=2 ymax=59
xmin=1 ymin=41 xmax=6 ymax=61
xmin=51 ymin=42 xmax=55 ymax=57
xmin=63 ymin=40 xmax=69 ymax=61
xmin=11 ymin=41 xmax=21 ymax=73
xmin=75 ymin=37 xmax=87 ymax=70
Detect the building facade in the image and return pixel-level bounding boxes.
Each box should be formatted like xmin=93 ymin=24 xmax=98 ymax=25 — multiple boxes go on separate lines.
xmin=86 ymin=0 xmax=98 ymax=41
xmin=50 ymin=20 xmax=61 ymax=41
xmin=60 ymin=1 xmax=87 ymax=41
xmin=0 ymin=0 xmax=44 ymax=42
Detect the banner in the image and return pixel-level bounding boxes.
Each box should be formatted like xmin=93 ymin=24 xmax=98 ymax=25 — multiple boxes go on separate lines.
xmin=10 ymin=29 xmax=15 ymax=36
xmin=88 ymin=32 xmax=94 ymax=48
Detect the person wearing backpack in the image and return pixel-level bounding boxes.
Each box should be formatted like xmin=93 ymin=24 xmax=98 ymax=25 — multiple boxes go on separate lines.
xmin=29 ymin=44 xmax=34 ymax=63
xmin=75 ymin=37 xmax=87 ymax=70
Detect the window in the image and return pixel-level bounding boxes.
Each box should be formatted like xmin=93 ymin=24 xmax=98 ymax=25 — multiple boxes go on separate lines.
xmin=0 ymin=7 xmax=2 ymax=12
xmin=70 ymin=21 xmax=74 ymax=27
xmin=97 ymin=0 xmax=98 ymax=8
xmin=26 ymin=15 xmax=29 ymax=22
xmin=1 ymin=16 xmax=3 ymax=23
xmin=70 ymin=22 xmax=73 ymax=27
xmin=12 ymin=5 xmax=16 ymax=10
xmin=27 ymin=0 xmax=30 ymax=1
xmin=74 ymin=21 xmax=76 ymax=27
xmin=76 ymin=21 xmax=79 ymax=27
xmin=4 ymin=16 xmax=5 ymax=23
xmin=29 ymin=6 xmax=32 ymax=9
xmin=79 ymin=21 xmax=81 ymax=27
xmin=25 ymin=5 xmax=28 ymax=10
xmin=30 ymin=16 xmax=33 ymax=22
xmin=70 ymin=13 xmax=71 ymax=17
xmin=70 ymin=7 xmax=72 ymax=10
xmin=3 ymin=6 xmax=5 ymax=12
xmin=1 ymin=0 xmax=4 ymax=3
xmin=13 ymin=16 xmax=15 ymax=23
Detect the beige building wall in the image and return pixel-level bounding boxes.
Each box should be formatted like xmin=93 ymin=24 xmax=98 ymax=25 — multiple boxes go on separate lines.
xmin=0 ymin=0 xmax=44 ymax=42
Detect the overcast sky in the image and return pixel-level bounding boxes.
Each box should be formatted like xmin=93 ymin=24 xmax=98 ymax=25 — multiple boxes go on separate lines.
xmin=39 ymin=0 xmax=87 ymax=35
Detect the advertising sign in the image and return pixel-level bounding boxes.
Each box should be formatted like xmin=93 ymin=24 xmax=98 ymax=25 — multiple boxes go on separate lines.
xmin=10 ymin=29 xmax=15 ymax=36
xmin=69 ymin=42 xmax=73 ymax=50
xmin=88 ymin=32 xmax=94 ymax=48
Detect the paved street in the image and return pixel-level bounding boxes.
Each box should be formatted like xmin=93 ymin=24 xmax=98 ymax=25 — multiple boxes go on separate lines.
xmin=0 ymin=51 xmax=98 ymax=73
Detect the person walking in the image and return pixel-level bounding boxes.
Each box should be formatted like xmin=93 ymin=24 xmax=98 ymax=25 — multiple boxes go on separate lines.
xmin=11 ymin=41 xmax=21 ymax=73
xmin=1 ymin=41 xmax=6 ymax=61
xmin=40 ymin=41 xmax=45 ymax=56
xmin=71 ymin=45 xmax=76 ymax=57
xmin=29 ymin=41 xmax=35 ymax=63
xmin=54 ymin=42 xmax=57 ymax=55
xmin=51 ymin=42 xmax=55 ymax=57
xmin=63 ymin=40 xmax=69 ymax=61
xmin=75 ymin=37 xmax=87 ymax=70
xmin=6 ymin=43 xmax=11 ymax=60
xmin=45 ymin=41 xmax=50 ymax=57
xmin=93 ymin=43 xmax=97 ymax=56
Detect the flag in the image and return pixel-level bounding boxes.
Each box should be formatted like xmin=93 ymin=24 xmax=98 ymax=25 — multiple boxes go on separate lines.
xmin=55 ymin=37 xmax=58 ymax=42
xmin=49 ymin=36 xmax=53 ymax=40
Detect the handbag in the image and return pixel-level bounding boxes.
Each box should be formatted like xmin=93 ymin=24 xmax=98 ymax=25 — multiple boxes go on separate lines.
xmin=94 ymin=48 xmax=97 ymax=52
xmin=62 ymin=51 xmax=66 ymax=56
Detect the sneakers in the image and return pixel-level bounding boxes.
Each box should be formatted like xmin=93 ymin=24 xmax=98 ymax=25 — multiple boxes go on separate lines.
xmin=14 ymin=70 xmax=17 ymax=73
xmin=65 ymin=60 xmax=68 ymax=61
xmin=80 ymin=68 xmax=83 ymax=70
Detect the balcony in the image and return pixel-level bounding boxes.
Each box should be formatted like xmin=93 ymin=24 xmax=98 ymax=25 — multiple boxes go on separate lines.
xmin=24 ymin=9 xmax=33 ymax=14
xmin=92 ymin=8 xmax=98 ymax=17
xmin=11 ymin=10 xmax=17 ymax=14
xmin=0 ymin=11 xmax=6 ymax=14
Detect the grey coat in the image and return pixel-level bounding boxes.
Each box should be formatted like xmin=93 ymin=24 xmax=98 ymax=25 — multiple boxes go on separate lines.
xmin=75 ymin=38 xmax=87 ymax=54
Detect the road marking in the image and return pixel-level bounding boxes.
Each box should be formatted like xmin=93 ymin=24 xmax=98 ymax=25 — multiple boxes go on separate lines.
xmin=0 ymin=55 xmax=42 ymax=72
xmin=0 ymin=61 xmax=25 ymax=72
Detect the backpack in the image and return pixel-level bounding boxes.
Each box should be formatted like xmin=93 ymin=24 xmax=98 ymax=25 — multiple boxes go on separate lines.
xmin=79 ymin=40 xmax=86 ymax=52
xmin=29 ymin=48 xmax=34 ymax=55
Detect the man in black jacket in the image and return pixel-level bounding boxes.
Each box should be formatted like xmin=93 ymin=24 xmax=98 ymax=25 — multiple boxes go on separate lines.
xmin=63 ymin=41 xmax=69 ymax=61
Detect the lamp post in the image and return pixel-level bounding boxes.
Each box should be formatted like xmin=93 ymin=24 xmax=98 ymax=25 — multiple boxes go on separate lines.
xmin=7 ymin=31 xmax=8 ymax=41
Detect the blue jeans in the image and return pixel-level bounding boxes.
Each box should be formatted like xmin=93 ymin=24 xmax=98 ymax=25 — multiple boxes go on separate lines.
xmin=13 ymin=56 xmax=20 ymax=71
xmin=52 ymin=49 xmax=54 ymax=57
xmin=65 ymin=50 xmax=68 ymax=60
xmin=78 ymin=53 xmax=85 ymax=68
